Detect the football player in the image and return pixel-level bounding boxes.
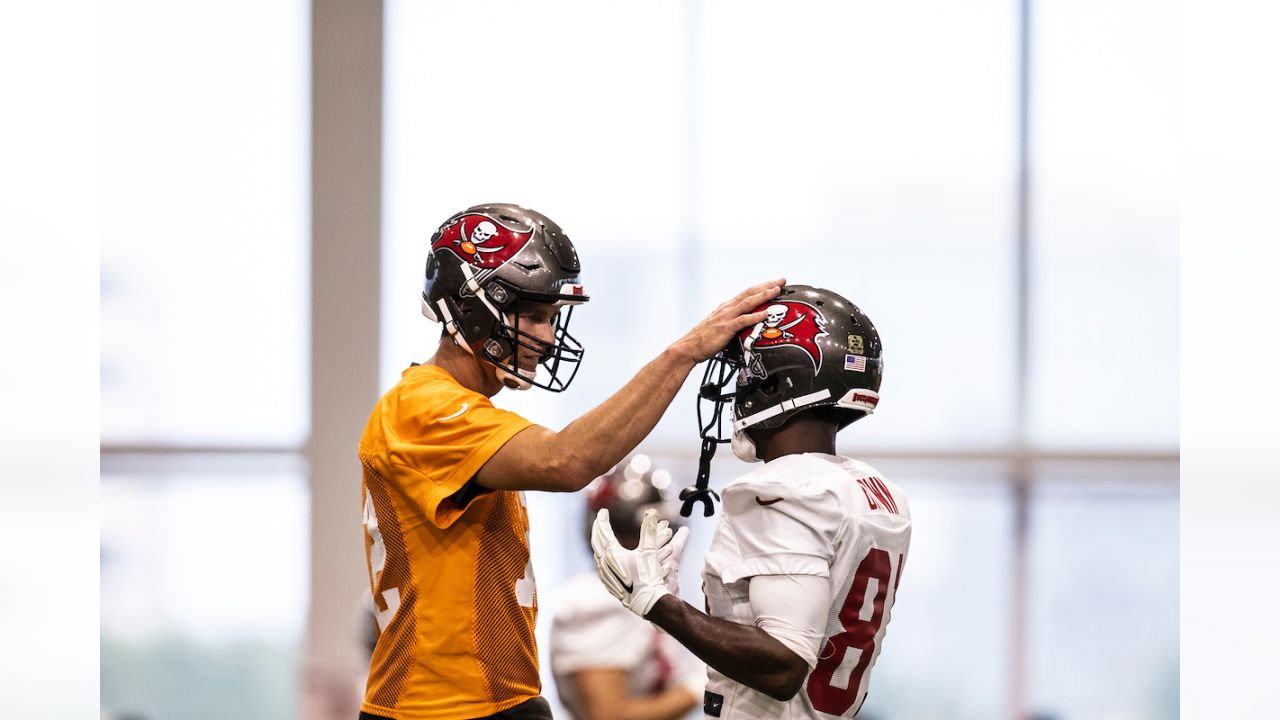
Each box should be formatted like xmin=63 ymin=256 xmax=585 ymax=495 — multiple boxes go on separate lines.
xmin=358 ymin=203 xmax=783 ymax=720
xmin=551 ymin=455 xmax=705 ymax=720
xmin=591 ymin=285 xmax=911 ymax=719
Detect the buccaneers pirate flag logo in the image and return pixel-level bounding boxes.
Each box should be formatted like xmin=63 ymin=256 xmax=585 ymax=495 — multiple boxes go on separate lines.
xmin=739 ymin=300 xmax=829 ymax=373
xmin=432 ymin=213 xmax=535 ymax=269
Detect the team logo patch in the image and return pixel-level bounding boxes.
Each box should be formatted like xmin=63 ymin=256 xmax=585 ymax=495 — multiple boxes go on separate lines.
xmin=844 ymin=390 xmax=880 ymax=411
xmin=740 ymin=300 xmax=828 ymax=372
xmin=432 ymin=213 xmax=534 ymax=268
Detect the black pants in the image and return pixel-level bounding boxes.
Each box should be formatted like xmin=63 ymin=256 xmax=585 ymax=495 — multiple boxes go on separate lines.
xmin=359 ymin=696 xmax=553 ymax=720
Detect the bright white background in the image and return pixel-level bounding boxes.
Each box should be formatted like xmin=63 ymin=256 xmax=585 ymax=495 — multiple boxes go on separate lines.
xmin=100 ymin=0 xmax=309 ymax=447
xmin=0 ymin=3 xmax=100 ymax=718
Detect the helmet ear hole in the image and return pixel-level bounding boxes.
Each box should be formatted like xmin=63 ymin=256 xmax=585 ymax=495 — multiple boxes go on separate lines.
xmin=760 ymin=375 xmax=780 ymax=396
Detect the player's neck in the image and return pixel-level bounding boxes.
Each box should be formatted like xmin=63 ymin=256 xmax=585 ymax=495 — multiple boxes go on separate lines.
xmin=428 ymin=337 xmax=504 ymax=397
xmin=757 ymin=415 xmax=838 ymax=463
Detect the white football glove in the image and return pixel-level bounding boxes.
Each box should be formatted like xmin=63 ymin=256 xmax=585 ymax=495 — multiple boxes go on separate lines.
xmin=592 ymin=508 xmax=681 ymax=618
xmin=660 ymin=522 xmax=689 ymax=597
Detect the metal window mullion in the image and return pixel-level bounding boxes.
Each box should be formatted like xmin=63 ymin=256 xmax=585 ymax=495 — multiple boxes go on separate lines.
xmin=1011 ymin=0 xmax=1035 ymax=717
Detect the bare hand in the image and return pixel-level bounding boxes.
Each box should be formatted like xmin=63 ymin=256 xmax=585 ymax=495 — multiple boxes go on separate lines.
xmin=673 ymin=278 xmax=786 ymax=363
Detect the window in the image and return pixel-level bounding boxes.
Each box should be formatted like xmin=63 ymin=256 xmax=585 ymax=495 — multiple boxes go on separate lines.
xmin=858 ymin=468 xmax=1016 ymax=719
xmin=381 ymin=0 xmax=687 ymax=403
xmin=1029 ymin=0 xmax=1178 ymax=450
xmin=101 ymin=1 xmax=310 ymax=718
xmin=101 ymin=463 xmax=309 ymax=720
xmin=1027 ymin=468 xmax=1179 ymax=718
xmin=102 ymin=0 xmax=309 ymax=448
xmin=383 ymin=0 xmax=1019 ymax=451
xmin=697 ymin=0 xmax=1018 ymax=450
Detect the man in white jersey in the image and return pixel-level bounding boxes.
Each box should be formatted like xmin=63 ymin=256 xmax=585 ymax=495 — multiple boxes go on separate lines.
xmin=550 ymin=455 xmax=704 ymax=720
xmin=590 ymin=285 xmax=910 ymax=719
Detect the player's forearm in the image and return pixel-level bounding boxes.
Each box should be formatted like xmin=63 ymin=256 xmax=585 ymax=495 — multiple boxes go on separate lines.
xmin=556 ymin=344 xmax=696 ymax=480
xmin=644 ymin=595 xmax=807 ymax=702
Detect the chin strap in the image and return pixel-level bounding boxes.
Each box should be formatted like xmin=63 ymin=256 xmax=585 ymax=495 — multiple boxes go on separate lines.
xmin=679 ymin=438 xmax=722 ymax=518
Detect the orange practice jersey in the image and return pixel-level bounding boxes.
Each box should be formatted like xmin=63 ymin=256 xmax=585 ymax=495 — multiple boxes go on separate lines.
xmin=359 ymin=364 xmax=539 ymax=719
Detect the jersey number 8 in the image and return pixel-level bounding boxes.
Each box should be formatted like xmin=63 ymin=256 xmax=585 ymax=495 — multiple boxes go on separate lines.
xmin=806 ymin=548 xmax=904 ymax=716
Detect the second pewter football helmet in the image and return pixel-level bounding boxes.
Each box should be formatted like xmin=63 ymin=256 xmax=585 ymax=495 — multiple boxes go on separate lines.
xmin=583 ymin=454 xmax=680 ymax=549
xmin=422 ymin=203 xmax=589 ymax=391
xmin=680 ymin=285 xmax=883 ymax=517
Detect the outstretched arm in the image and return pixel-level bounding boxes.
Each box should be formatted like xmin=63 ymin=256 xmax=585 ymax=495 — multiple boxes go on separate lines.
xmin=588 ymin=510 xmax=823 ymax=703
xmin=475 ymin=278 xmax=784 ymax=492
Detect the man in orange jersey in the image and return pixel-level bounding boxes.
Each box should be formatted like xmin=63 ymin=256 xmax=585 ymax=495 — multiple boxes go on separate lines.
xmin=358 ymin=202 xmax=783 ymax=720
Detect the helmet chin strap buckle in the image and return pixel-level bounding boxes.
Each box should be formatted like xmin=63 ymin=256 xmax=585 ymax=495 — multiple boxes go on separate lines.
xmin=482 ymin=337 xmax=534 ymax=391
xmin=679 ymin=438 xmax=722 ymax=518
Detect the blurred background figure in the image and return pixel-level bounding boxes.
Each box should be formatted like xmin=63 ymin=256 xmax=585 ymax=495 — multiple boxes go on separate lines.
xmin=551 ymin=455 xmax=705 ymax=720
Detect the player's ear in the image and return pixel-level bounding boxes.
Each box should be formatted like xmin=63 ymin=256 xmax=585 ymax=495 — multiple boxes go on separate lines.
xmin=759 ymin=375 xmax=780 ymax=396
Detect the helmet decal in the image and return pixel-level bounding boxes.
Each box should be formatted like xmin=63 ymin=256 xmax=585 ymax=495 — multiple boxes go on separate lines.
xmin=740 ymin=300 xmax=829 ymax=372
xmin=432 ymin=213 xmax=535 ymax=268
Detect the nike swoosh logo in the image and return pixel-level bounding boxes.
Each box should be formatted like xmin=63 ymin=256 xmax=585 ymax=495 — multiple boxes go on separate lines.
xmin=437 ymin=403 xmax=469 ymax=421
xmin=607 ymin=566 xmax=634 ymax=593
xmin=755 ymin=496 xmax=783 ymax=506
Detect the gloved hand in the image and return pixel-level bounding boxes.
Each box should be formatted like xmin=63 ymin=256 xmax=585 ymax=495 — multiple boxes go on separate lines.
xmin=659 ymin=522 xmax=689 ymax=597
xmin=591 ymin=508 xmax=679 ymax=618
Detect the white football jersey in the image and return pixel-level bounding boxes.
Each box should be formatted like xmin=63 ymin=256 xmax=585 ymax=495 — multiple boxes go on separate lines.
xmin=550 ymin=572 xmax=688 ymax=719
xmin=701 ymin=453 xmax=911 ymax=719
